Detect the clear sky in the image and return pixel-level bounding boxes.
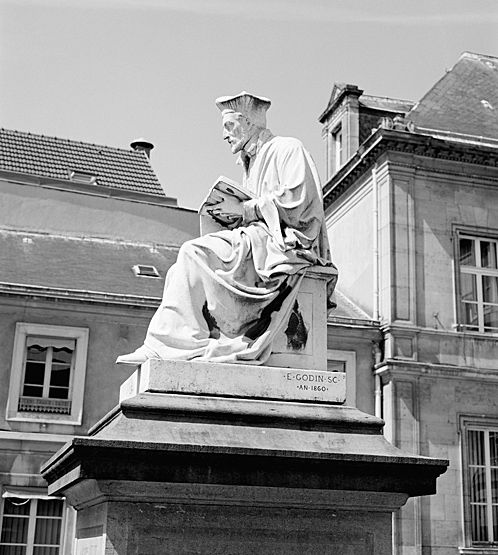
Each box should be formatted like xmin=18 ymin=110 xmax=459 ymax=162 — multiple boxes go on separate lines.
xmin=1 ymin=0 xmax=497 ymax=209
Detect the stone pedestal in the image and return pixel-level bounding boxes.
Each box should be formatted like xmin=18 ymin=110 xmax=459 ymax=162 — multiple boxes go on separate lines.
xmin=42 ymin=361 xmax=447 ymax=555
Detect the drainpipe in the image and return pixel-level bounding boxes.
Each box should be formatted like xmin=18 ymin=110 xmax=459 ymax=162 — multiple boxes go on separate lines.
xmin=372 ymin=164 xmax=382 ymax=418
xmin=372 ymin=163 xmax=380 ymax=321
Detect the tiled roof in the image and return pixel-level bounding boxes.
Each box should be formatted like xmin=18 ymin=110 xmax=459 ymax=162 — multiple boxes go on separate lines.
xmin=409 ymin=52 xmax=498 ymax=140
xmin=359 ymin=95 xmax=414 ymax=114
xmin=0 ymin=128 xmax=165 ymax=196
xmin=0 ymin=230 xmax=178 ymax=299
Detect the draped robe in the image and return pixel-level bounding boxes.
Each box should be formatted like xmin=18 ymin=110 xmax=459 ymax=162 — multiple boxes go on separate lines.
xmin=144 ymin=132 xmax=332 ymax=364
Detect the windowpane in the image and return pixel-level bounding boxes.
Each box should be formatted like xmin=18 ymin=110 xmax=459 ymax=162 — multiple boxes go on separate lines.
xmin=26 ymin=346 xmax=47 ymax=363
xmin=33 ymin=547 xmax=59 ymax=555
xmin=469 ymin=430 xmax=485 ymax=465
xmin=0 ymin=546 xmax=27 ymax=555
xmin=36 ymin=501 xmax=62 ymax=518
xmin=481 ymin=241 xmax=497 ymax=269
xmin=51 ymin=349 xmax=72 ymax=364
xmin=470 ymin=468 xmax=487 ymax=502
xmin=483 ymin=276 xmax=498 ymax=304
xmin=2 ymin=500 xmax=30 ymax=517
xmin=24 ymin=362 xmax=45 ymax=386
xmin=490 ymin=431 xmax=498 ymax=464
xmin=463 ymin=302 xmax=479 ymax=328
xmin=327 ymin=360 xmax=346 ymax=372
xmin=22 ymin=385 xmax=43 ymax=397
xmin=483 ymin=305 xmax=498 ymax=329
xmin=461 ymin=273 xmax=477 ymax=302
xmin=34 ymin=518 xmax=61 ymax=546
xmin=460 ymin=238 xmax=476 ymax=266
xmin=471 ymin=503 xmax=488 ymax=541
xmin=492 ymin=467 xmax=498 ymax=503
xmin=49 ymin=367 xmax=70 ymax=388
xmin=47 ymin=387 xmax=69 ymax=400
xmin=0 ymin=517 xmax=28 ymax=544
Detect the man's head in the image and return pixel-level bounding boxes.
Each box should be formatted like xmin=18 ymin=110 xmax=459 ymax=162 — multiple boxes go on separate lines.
xmin=221 ymin=112 xmax=257 ymax=154
xmin=216 ymin=92 xmax=271 ymax=154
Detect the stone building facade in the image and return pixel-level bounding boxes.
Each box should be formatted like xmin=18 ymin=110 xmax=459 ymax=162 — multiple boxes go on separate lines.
xmin=321 ymin=51 xmax=498 ymax=554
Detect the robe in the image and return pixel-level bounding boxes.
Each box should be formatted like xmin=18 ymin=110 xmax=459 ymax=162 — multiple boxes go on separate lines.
xmin=144 ymin=132 xmax=332 ymax=364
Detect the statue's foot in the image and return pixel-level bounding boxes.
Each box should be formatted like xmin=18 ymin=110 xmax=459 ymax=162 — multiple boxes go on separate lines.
xmin=115 ymin=345 xmax=154 ymax=365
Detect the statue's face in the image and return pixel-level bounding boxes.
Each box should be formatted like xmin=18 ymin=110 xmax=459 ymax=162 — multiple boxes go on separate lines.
xmin=222 ymin=112 xmax=252 ymax=154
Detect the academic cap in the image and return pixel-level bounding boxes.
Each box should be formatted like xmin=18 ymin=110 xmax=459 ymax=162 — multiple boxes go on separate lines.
xmin=215 ymin=91 xmax=271 ymax=127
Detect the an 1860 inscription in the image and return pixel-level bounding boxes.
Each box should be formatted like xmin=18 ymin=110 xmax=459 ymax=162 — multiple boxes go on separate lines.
xmin=284 ymin=370 xmax=343 ymax=393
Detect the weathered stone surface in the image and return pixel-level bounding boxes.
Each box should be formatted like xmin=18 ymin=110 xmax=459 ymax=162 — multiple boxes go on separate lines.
xmin=120 ymin=358 xmax=346 ymax=404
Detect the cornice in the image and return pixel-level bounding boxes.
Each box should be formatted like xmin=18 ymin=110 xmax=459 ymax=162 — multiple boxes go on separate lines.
xmin=375 ymin=359 xmax=498 ymax=383
xmin=323 ymin=129 xmax=498 ymax=210
xmin=0 ymin=282 xmax=160 ymax=309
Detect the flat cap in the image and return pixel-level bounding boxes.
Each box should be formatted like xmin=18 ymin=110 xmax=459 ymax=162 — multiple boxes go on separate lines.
xmin=216 ymin=91 xmax=271 ymax=127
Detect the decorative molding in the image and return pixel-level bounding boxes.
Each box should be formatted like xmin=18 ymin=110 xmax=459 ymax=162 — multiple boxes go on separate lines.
xmin=375 ymin=359 xmax=498 ymax=383
xmin=0 ymin=430 xmax=70 ymax=444
xmin=323 ymin=129 xmax=498 ymax=209
xmin=0 ymin=282 xmax=161 ymax=308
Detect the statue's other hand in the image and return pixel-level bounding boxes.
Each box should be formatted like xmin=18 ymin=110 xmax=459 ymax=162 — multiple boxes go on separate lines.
xmin=210 ymin=195 xmax=244 ymax=218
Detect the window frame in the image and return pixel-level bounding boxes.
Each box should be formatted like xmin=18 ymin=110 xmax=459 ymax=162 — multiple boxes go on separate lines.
xmin=0 ymin=491 xmax=66 ymax=555
xmin=454 ymin=228 xmax=498 ymax=335
xmin=459 ymin=415 xmax=498 ymax=550
xmin=327 ymin=349 xmax=356 ymax=406
xmin=6 ymin=323 xmax=89 ymax=425
xmin=332 ymin=125 xmax=344 ymax=173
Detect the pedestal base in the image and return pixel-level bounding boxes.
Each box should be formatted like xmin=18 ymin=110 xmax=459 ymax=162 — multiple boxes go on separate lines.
xmin=42 ymin=361 xmax=447 ymax=555
xmin=71 ymin=482 xmax=400 ymax=554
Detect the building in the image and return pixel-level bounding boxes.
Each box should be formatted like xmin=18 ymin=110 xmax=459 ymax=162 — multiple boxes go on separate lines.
xmin=0 ymin=128 xmax=199 ymax=553
xmin=321 ymin=51 xmax=498 ymax=554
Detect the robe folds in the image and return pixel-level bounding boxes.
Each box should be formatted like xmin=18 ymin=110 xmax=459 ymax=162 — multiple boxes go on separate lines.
xmin=144 ymin=134 xmax=333 ymax=364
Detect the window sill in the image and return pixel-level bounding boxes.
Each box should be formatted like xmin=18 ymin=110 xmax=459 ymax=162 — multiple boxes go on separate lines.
xmin=7 ymin=414 xmax=81 ymax=426
xmin=459 ymin=547 xmax=498 ymax=554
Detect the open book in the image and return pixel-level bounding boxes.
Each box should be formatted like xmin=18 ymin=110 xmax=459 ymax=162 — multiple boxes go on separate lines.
xmin=198 ymin=176 xmax=254 ymax=234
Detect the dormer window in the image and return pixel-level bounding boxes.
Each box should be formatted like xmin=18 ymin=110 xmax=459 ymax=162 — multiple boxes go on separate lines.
xmin=68 ymin=170 xmax=97 ymax=185
xmin=132 ymin=265 xmax=160 ymax=278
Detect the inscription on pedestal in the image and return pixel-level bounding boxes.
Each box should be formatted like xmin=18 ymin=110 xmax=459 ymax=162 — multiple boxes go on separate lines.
xmin=120 ymin=359 xmax=346 ymax=404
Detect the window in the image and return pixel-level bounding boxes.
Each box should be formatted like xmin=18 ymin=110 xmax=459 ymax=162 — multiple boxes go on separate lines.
xmin=0 ymin=496 xmax=64 ymax=555
xmin=7 ymin=324 xmax=89 ymax=425
xmin=327 ymin=349 xmax=356 ymax=405
xmin=132 ymin=264 xmax=160 ymax=278
xmin=68 ymin=170 xmax=97 ymax=185
xmin=457 ymin=234 xmax=498 ymax=333
xmin=332 ymin=126 xmax=343 ymax=173
xmin=460 ymin=417 xmax=498 ymax=548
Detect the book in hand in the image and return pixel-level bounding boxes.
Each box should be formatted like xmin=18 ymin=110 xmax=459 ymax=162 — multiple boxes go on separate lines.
xmin=198 ymin=176 xmax=254 ymax=234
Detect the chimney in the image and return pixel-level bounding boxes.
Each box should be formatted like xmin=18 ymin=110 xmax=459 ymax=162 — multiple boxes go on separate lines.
xmin=130 ymin=138 xmax=154 ymax=158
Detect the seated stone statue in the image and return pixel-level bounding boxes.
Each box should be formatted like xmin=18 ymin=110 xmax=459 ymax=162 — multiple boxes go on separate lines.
xmin=117 ymin=92 xmax=335 ymax=366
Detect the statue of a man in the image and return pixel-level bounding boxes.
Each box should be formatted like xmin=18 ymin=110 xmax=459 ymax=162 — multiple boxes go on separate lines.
xmin=117 ymin=92 xmax=334 ymax=365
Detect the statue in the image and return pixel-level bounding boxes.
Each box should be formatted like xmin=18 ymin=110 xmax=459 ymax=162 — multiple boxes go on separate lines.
xmin=116 ymin=92 xmax=335 ymax=366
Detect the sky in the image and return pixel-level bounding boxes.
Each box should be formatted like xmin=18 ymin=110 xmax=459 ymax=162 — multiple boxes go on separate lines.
xmin=0 ymin=0 xmax=497 ymax=210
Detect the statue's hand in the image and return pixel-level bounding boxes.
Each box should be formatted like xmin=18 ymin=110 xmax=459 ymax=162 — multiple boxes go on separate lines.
xmin=210 ymin=195 xmax=244 ymax=218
